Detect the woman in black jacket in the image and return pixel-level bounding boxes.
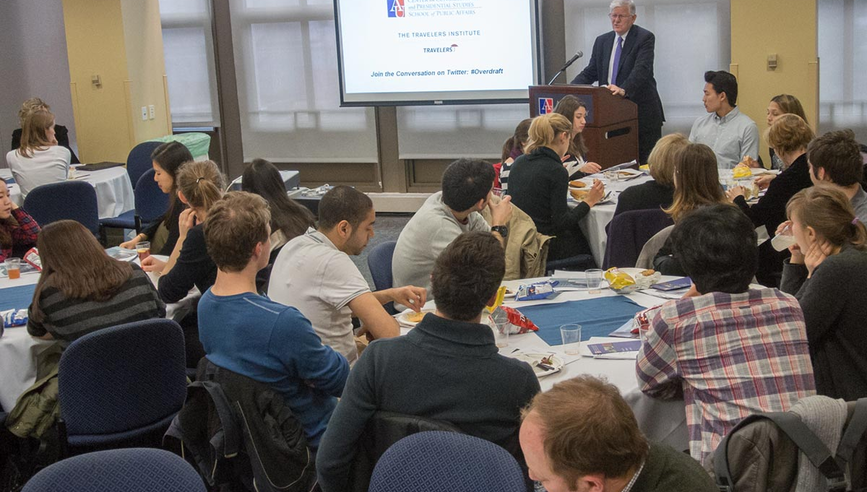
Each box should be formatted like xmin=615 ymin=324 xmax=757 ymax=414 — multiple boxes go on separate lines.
xmin=507 ymin=113 xmax=605 ymax=262
xmin=727 ymin=114 xmax=814 ymax=286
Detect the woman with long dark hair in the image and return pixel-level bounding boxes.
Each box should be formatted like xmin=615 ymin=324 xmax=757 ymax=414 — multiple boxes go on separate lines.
xmin=242 ymin=158 xmax=315 ymax=252
xmin=121 ymin=141 xmax=193 ymax=254
xmin=553 ymin=95 xmax=603 ymax=179
xmin=27 ymin=220 xmax=164 ymax=344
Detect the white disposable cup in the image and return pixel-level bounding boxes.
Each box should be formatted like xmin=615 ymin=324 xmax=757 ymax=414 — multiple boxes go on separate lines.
xmin=771 ymin=234 xmax=797 ymax=252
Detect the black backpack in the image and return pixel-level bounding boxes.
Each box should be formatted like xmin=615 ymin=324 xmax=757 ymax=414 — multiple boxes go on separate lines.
xmin=714 ymin=398 xmax=867 ymax=492
xmin=164 ymin=359 xmax=316 ymax=492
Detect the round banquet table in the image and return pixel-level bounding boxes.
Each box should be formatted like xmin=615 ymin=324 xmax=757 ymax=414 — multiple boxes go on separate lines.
xmin=0 ymin=254 xmax=198 ymax=412
xmin=573 ymin=168 xmax=777 ymax=266
xmin=1 ymin=166 xmax=134 ymax=220
xmin=398 ymin=276 xmax=691 ymax=451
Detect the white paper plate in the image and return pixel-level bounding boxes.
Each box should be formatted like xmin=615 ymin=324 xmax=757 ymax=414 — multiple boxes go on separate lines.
xmin=510 ymin=352 xmax=564 ymax=378
xmin=397 ymin=309 xmax=434 ymax=327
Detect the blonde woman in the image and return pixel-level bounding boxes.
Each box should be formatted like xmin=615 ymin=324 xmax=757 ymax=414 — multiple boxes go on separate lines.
xmin=6 ymin=110 xmax=70 ymax=197
xmin=11 ymin=97 xmax=79 ymax=164
xmin=613 ymin=133 xmax=689 ymax=217
xmin=507 ymin=113 xmax=605 ymax=262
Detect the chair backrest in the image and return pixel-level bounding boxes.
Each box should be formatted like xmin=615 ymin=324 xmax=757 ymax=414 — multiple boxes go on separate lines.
xmin=367 ymin=241 xmax=397 ymax=291
xmin=22 ymin=448 xmax=206 ymax=492
xmin=135 ymin=168 xmax=169 ymax=225
xmin=635 ymin=224 xmax=674 ymax=269
xmin=603 ymin=208 xmax=673 ymax=269
xmin=368 ymin=431 xmax=527 ymax=492
xmin=22 ymin=181 xmax=99 ymax=236
xmin=350 ymin=411 xmax=462 ymax=492
xmin=127 ymin=141 xmax=162 ymax=190
xmin=57 ymin=318 xmax=187 ymax=449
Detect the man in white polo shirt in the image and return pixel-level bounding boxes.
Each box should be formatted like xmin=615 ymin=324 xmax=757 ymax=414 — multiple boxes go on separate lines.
xmin=268 ymin=186 xmax=426 ymax=365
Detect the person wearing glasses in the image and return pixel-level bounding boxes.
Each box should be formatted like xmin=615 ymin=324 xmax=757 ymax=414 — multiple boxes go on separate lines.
xmin=571 ymin=0 xmax=665 ymax=165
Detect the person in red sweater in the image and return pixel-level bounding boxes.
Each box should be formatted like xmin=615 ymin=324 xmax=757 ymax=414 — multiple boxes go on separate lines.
xmin=0 ymin=180 xmax=40 ymax=263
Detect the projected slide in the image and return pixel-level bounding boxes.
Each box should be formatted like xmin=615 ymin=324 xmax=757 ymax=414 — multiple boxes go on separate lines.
xmin=334 ymin=0 xmax=539 ymax=105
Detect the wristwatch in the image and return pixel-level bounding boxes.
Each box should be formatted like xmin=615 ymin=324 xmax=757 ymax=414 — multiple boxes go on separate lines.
xmin=491 ymin=225 xmax=509 ymax=239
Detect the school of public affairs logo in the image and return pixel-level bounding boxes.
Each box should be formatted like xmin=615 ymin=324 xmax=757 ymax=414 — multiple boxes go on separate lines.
xmin=539 ymin=98 xmax=554 ymax=114
xmin=388 ymin=0 xmax=405 ymax=17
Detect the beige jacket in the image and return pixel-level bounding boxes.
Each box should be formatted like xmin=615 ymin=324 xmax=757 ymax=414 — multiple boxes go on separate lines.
xmin=482 ymin=198 xmax=552 ymax=280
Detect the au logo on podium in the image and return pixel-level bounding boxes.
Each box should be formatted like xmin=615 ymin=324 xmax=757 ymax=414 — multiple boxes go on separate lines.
xmin=388 ymin=0 xmax=405 ymax=17
xmin=538 ymin=98 xmax=554 ymax=114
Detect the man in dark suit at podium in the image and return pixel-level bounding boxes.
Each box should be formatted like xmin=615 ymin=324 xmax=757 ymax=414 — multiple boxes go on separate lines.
xmin=571 ymin=0 xmax=664 ymax=164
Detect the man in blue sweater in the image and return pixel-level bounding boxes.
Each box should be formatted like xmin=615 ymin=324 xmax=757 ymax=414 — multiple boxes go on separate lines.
xmin=316 ymin=231 xmax=540 ymax=491
xmin=198 ymin=191 xmax=349 ymax=449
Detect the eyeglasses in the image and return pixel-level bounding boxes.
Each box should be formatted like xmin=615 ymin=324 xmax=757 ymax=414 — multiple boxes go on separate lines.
xmin=609 ymin=13 xmax=632 ymax=20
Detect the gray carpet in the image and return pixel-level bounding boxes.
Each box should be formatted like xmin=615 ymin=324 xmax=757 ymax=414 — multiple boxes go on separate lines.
xmin=351 ymin=213 xmax=412 ymax=290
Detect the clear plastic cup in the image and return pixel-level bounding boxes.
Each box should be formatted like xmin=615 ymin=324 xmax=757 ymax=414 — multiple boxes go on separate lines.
xmin=560 ymin=324 xmax=582 ymax=356
xmin=771 ymin=223 xmax=797 ymax=252
xmin=136 ymin=241 xmax=151 ymax=261
xmin=5 ymin=258 xmax=20 ymax=280
xmin=585 ymin=269 xmax=604 ymax=294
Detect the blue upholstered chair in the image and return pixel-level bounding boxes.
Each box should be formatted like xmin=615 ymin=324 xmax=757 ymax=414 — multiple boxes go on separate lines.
xmin=22 ymin=448 xmax=206 ymax=492
xmin=126 ymin=141 xmax=162 ymax=191
xmin=22 ymin=181 xmax=99 ymax=237
xmin=366 ymin=241 xmax=398 ymax=315
xmin=100 ymin=168 xmax=169 ymax=234
xmin=368 ymin=431 xmax=527 ymax=492
xmin=602 ymin=208 xmax=673 ymax=269
xmin=56 ymin=319 xmax=187 ymax=456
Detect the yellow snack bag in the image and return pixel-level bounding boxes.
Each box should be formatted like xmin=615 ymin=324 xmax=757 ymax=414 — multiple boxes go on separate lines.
xmin=486 ymin=285 xmax=507 ymax=313
xmin=732 ymin=165 xmax=752 ymax=179
xmin=604 ymin=267 xmax=636 ymax=291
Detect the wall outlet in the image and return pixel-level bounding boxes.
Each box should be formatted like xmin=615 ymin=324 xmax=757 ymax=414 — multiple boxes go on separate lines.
xmin=141 ymin=106 xmax=148 ymax=121
xmin=149 ymin=105 xmax=155 ymax=120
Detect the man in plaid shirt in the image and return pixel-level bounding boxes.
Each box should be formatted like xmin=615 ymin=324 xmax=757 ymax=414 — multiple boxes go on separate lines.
xmin=636 ymin=204 xmax=815 ymax=468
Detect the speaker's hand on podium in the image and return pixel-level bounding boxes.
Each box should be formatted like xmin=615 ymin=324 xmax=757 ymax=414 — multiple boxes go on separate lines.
xmin=607 ymin=84 xmax=626 ymax=97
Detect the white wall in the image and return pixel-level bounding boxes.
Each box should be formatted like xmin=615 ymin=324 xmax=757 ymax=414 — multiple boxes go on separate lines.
xmin=0 ymin=0 xmax=76 ymax=161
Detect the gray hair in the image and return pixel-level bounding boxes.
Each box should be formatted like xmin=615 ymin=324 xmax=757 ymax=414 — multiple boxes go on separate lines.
xmin=609 ymin=0 xmax=636 ymax=15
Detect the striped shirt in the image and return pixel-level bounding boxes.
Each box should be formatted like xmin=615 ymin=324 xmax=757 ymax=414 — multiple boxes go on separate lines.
xmin=636 ymin=288 xmax=815 ymax=467
xmin=27 ymin=267 xmax=166 ymax=345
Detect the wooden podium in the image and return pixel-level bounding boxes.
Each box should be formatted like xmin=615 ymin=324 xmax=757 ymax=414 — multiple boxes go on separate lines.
xmin=528 ymin=85 xmax=639 ymax=169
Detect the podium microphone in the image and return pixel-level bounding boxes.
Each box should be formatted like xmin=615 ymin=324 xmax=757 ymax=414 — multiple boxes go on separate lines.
xmin=547 ymin=50 xmax=583 ymax=85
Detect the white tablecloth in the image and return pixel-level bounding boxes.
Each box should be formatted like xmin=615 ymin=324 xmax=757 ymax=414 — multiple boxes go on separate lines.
xmin=574 ymin=168 xmax=776 ymax=266
xmin=1 ymin=166 xmax=135 ymax=220
xmin=0 ymin=255 xmax=198 ymax=412
xmin=399 ymin=277 xmax=690 ymax=450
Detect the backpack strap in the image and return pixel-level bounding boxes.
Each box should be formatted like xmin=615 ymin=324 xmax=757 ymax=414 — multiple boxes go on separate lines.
xmin=836 ymin=398 xmax=867 ymax=466
xmin=761 ymin=411 xmax=848 ymax=492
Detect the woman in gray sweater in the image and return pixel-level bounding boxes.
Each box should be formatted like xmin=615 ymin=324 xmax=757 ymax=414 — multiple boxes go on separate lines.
xmin=780 ymin=185 xmax=867 ymax=400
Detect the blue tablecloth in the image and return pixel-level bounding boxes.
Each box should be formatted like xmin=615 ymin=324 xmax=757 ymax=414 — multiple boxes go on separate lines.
xmin=518 ymin=296 xmax=645 ymax=345
xmin=0 ymin=284 xmax=36 ymax=312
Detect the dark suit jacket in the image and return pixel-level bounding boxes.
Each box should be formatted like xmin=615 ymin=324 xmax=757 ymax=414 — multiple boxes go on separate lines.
xmin=571 ymin=24 xmax=664 ymax=130
xmin=11 ymin=125 xmax=80 ymax=164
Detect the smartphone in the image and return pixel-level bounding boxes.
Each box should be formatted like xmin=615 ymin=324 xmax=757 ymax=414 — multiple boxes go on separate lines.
xmin=651 ymin=277 xmax=692 ymax=291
